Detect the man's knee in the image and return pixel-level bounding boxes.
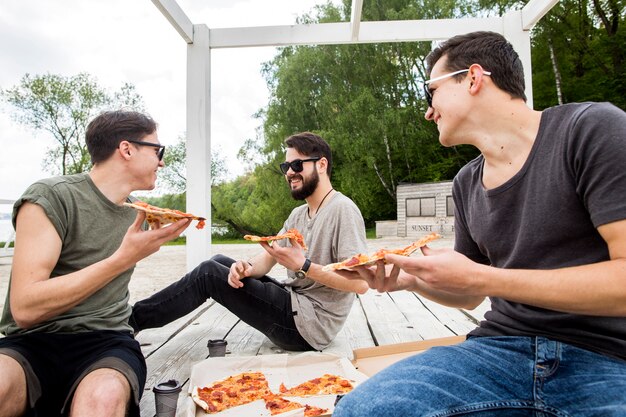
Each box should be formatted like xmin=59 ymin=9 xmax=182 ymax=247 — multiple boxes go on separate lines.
xmin=70 ymin=368 xmax=131 ymax=417
xmin=0 ymin=354 xmax=28 ymax=417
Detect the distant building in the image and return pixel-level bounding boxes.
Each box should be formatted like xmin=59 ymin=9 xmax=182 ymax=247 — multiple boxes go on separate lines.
xmin=375 ymin=181 xmax=454 ymax=238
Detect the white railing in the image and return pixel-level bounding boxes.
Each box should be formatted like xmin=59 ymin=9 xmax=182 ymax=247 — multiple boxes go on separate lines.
xmin=0 ymin=199 xmax=15 ymax=257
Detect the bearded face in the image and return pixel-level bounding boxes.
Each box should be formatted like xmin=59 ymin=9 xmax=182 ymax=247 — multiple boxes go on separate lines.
xmin=289 ymin=165 xmax=319 ymax=200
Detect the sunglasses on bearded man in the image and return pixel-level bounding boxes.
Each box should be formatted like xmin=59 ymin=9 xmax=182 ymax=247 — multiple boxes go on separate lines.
xmin=279 ymin=157 xmax=321 ymax=174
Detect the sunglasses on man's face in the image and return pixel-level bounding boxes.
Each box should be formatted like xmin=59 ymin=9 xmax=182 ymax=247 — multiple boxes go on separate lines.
xmin=128 ymin=140 xmax=166 ymax=161
xmin=279 ymin=157 xmax=321 ymax=174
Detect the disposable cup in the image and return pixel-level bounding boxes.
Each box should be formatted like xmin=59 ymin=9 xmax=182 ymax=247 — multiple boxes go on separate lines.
xmin=207 ymin=339 xmax=228 ymax=357
xmin=153 ymin=379 xmax=182 ymax=417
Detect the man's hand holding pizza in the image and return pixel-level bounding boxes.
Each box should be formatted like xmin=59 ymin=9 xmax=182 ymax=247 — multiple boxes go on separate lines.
xmin=382 ymin=246 xmax=485 ymax=309
xmin=258 ymin=238 xmax=306 ymax=273
xmin=113 ymin=211 xmax=191 ymax=268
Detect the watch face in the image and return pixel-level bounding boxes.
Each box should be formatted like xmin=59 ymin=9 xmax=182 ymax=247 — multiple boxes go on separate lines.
xmin=295 ymin=270 xmax=306 ymax=279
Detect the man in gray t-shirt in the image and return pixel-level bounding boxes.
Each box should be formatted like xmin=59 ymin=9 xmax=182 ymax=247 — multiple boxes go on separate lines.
xmin=131 ymin=132 xmax=368 ymax=351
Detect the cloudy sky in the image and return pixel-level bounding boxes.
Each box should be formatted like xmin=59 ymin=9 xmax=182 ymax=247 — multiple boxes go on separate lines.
xmin=0 ymin=0 xmax=338 ymax=201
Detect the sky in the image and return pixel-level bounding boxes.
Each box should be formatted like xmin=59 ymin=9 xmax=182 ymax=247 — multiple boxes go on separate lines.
xmin=0 ymin=0 xmax=340 ymax=201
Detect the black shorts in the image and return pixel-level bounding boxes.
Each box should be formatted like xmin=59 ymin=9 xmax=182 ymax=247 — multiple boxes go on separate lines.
xmin=0 ymin=330 xmax=146 ymax=417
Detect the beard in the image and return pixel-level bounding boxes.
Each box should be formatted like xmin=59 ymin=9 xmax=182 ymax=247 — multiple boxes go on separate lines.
xmin=289 ymin=167 xmax=319 ymax=200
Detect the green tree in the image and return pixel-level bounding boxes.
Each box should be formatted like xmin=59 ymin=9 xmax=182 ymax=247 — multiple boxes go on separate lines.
xmin=157 ymin=135 xmax=228 ymax=193
xmin=257 ymin=0 xmax=480 ymax=224
xmin=1 ymin=72 xmax=144 ymax=175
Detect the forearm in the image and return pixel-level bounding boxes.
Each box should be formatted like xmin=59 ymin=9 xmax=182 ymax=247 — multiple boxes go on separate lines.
xmin=409 ymin=276 xmax=484 ymax=309
xmin=10 ymin=253 xmax=133 ymax=328
xmin=246 ymin=252 xmax=276 ymax=278
xmin=307 ymin=264 xmax=369 ymax=294
xmin=479 ymin=259 xmax=626 ymax=316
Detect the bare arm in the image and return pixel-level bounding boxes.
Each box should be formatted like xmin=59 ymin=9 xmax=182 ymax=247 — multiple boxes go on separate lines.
xmin=10 ymin=202 xmax=190 ymax=328
xmin=259 ymin=240 xmax=369 ymax=294
xmin=383 ymin=218 xmax=626 ymax=316
xmin=226 ymin=250 xmax=278 ymax=288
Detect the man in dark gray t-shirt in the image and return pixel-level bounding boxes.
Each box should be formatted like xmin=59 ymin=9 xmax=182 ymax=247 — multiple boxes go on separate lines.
xmin=130 ymin=132 xmax=368 ymax=351
xmin=335 ymin=32 xmax=626 ymax=417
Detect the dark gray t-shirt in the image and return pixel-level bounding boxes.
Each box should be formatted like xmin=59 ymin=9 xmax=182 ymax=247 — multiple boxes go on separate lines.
xmin=278 ymin=192 xmax=367 ymax=350
xmin=453 ymin=102 xmax=626 ymax=360
xmin=1 ymin=173 xmax=136 ymax=335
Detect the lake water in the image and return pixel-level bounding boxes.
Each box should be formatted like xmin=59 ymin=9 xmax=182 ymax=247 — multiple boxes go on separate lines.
xmin=0 ymin=219 xmax=13 ymax=243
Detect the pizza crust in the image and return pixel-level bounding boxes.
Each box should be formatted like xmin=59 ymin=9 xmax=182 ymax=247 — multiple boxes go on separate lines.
xmin=323 ymin=232 xmax=441 ymax=271
xmin=243 ymin=228 xmax=308 ymax=251
xmin=123 ymin=201 xmax=206 ymax=230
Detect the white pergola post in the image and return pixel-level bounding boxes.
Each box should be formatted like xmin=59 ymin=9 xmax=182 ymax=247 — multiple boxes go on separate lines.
xmin=151 ymin=0 xmax=560 ymax=271
xmin=503 ymin=10 xmax=534 ymax=107
xmin=185 ymin=24 xmax=212 ymax=269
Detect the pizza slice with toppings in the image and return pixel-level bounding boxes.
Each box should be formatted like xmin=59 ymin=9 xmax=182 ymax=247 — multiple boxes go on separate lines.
xmin=243 ymin=228 xmax=308 ymax=251
xmin=123 ymin=200 xmax=206 ymax=229
xmin=263 ymin=394 xmax=328 ymax=416
xmin=322 ymin=232 xmax=441 ymax=271
xmin=191 ymin=372 xmax=271 ymax=414
xmin=278 ymin=373 xmax=354 ymax=397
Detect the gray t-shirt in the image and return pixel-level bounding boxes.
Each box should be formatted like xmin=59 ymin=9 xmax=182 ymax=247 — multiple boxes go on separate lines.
xmin=278 ymin=192 xmax=367 ymax=350
xmin=1 ymin=173 xmax=137 ymax=335
xmin=454 ymin=102 xmax=626 ymax=360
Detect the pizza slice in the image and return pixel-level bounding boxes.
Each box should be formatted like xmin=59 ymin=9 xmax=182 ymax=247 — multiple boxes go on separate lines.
xmin=322 ymin=232 xmax=441 ymax=271
xmin=278 ymin=373 xmax=354 ymax=397
xmin=123 ymin=200 xmax=206 ymax=230
xmin=243 ymin=228 xmax=308 ymax=251
xmin=191 ymin=372 xmax=271 ymax=414
xmin=263 ymin=394 xmax=328 ymax=416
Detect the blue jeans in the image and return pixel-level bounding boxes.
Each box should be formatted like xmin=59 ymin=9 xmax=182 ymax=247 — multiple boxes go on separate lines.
xmin=333 ymin=336 xmax=626 ymax=416
xmin=130 ymin=255 xmax=313 ymax=351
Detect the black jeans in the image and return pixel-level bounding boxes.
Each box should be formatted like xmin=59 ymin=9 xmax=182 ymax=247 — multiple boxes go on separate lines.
xmin=130 ymin=255 xmax=313 ymax=351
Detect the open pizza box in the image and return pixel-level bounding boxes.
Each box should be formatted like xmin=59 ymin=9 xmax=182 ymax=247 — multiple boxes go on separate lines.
xmin=178 ymin=336 xmax=465 ymax=417
xmin=177 ymin=352 xmax=368 ymax=417
xmin=351 ymin=335 xmax=465 ymax=377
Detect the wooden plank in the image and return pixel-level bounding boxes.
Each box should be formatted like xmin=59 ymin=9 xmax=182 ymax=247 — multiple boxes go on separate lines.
xmin=358 ymin=290 xmax=424 ymax=346
xmin=137 ymin=301 xmax=215 ymax=357
xmin=222 ymin=318 xmax=268 ymax=357
xmin=415 ymin=295 xmax=478 ymax=335
xmin=140 ymin=303 xmax=239 ymax=417
xmin=387 ymin=290 xmax=456 ymax=340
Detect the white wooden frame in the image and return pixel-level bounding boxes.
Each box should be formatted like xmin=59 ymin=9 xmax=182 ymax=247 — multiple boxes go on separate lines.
xmin=151 ymin=0 xmax=559 ymax=270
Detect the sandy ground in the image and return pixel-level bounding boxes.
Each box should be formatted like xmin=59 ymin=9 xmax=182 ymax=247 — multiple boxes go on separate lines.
xmin=0 ymin=236 xmax=454 ymax=315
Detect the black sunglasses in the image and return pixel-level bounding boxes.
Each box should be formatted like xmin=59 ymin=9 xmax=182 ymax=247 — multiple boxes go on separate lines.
xmin=279 ymin=157 xmax=321 ymax=174
xmin=128 ymin=140 xmax=166 ymax=161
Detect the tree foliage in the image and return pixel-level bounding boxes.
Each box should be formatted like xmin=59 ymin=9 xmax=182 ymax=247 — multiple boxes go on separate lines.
xmin=1 ymin=73 xmax=144 ymax=175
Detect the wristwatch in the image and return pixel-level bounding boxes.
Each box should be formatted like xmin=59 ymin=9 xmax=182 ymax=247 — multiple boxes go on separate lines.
xmin=294 ymin=258 xmax=312 ymax=279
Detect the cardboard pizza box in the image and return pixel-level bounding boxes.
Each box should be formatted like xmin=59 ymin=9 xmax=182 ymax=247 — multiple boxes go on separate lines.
xmin=178 ymin=352 xmax=368 ymax=417
xmin=351 ymin=335 xmax=465 ymax=377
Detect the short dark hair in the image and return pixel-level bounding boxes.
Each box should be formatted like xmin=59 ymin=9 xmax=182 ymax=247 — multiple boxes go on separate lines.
xmin=426 ymin=31 xmax=526 ymax=101
xmin=284 ymin=132 xmax=333 ymax=178
xmin=86 ymin=110 xmax=158 ymax=164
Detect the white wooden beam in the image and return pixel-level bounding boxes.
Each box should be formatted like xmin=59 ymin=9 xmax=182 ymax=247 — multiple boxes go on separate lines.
xmin=503 ymin=11 xmax=534 ymax=108
xmin=151 ymin=0 xmax=194 ymax=43
xmin=185 ymin=24 xmax=212 ymax=270
xmin=350 ymin=0 xmax=363 ymax=41
xmin=521 ymin=0 xmax=560 ymax=30
xmin=208 ymin=18 xmax=503 ymax=49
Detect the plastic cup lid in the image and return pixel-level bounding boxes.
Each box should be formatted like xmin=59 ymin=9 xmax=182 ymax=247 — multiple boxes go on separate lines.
xmin=207 ymin=339 xmax=227 ymax=347
xmin=153 ymin=379 xmax=182 ymax=394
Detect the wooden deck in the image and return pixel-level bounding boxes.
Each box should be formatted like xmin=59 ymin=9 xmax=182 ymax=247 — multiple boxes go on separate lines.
xmin=137 ymin=291 xmax=490 ymax=417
